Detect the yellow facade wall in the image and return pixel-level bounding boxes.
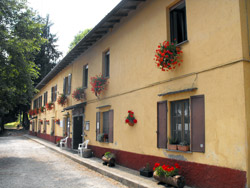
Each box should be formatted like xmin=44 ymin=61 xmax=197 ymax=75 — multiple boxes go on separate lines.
xmin=31 ymin=0 xmax=249 ymax=177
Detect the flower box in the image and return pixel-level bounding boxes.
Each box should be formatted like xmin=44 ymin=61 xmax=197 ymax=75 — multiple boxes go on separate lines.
xmin=177 ymin=145 xmax=190 ymax=151
xmin=167 ymin=144 xmax=178 ymax=150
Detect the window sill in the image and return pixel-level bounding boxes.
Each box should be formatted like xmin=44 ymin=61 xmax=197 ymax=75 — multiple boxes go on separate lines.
xmin=176 ymin=40 xmax=189 ymax=47
xmin=99 ymin=141 xmax=109 ymax=144
xmin=166 ymin=149 xmax=192 ymax=153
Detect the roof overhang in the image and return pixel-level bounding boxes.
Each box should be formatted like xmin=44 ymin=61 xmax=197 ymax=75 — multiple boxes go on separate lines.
xmin=63 ymin=102 xmax=86 ymax=111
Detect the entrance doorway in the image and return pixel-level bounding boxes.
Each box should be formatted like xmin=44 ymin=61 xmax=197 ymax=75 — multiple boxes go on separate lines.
xmin=73 ymin=116 xmax=83 ymax=149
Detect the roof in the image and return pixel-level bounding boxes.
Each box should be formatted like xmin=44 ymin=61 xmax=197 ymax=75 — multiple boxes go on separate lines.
xmin=36 ymin=0 xmax=147 ymax=90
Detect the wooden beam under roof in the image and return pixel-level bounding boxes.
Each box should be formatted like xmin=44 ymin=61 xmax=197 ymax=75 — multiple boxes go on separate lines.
xmin=107 ymin=19 xmax=120 ymax=23
xmin=114 ymin=13 xmax=128 ymax=17
xmin=123 ymin=6 xmax=137 ymax=9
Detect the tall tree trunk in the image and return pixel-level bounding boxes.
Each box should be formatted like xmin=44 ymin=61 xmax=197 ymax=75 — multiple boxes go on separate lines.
xmin=0 ymin=117 xmax=4 ymax=133
xmin=22 ymin=112 xmax=29 ymax=130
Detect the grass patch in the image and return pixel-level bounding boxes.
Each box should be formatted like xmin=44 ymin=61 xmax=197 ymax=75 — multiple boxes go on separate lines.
xmin=4 ymin=122 xmax=19 ymax=129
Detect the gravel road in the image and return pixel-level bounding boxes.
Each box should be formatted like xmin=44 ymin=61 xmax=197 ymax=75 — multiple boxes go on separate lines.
xmin=0 ymin=135 xmax=127 ymax=188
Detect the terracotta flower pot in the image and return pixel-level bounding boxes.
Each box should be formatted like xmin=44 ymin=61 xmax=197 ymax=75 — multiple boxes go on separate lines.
xmin=177 ymin=145 xmax=190 ymax=151
xmin=167 ymin=144 xmax=178 ymax=150
xmin=128 ymin=122 xmax=134 ymax=126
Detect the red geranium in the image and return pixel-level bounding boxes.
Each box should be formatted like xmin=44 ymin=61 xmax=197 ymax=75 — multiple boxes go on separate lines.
xmin=153 ymin=162 xmax=180 ymax=177
xmin=90 ymin=74 xmax=108 ymax=97
xmin=154 ymin=39 xmax=183 ymax=72
xmin=125 ymin=110 xmax=137 ymax=126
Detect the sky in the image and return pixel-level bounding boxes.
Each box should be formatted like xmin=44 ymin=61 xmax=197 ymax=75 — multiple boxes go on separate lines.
xmin=27 ymin=0 xmax=122 ymax=57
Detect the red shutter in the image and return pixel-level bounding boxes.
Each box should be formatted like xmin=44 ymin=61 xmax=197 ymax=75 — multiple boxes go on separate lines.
xmin=157 ymin=101 xmax=167 ymax=148
xmin=96 ymin=112 xmax=100 ymax=141
xmin=191 ymin=95 xmax=205 ymax=152
xmin=108 ymin=110 xmax=114 ymax=143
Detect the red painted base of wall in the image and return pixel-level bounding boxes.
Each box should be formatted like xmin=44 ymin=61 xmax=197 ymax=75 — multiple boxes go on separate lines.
xmin=88 ymin=145 xmax=246 ymax=188
xmin=29 ymin=131 xmax=71 ymax=148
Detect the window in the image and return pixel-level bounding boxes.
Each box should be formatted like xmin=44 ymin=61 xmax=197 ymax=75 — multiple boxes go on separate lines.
xmin=38 ymin=95 xmax=42 ymax=108
xmin=51 ymin=119 xmax=55 ymax=136
xmin=170 ymin=0 xmax=187 ymax=44
xmin=171 ymin=99 xmax=190 ymax=145
xmin=103 ymin=50 xmax=110 ymax=78
xmin=157 ymin=95 xmax=205 ymax=152
xmin=43 ymin=92 xmax=48 ymax=106
xmin=51 ymin=85 xmax=57 ymax=102
xmin=96 ymin=110 xmax=113 ymax=143
xmin=33 ymin=98 xmax=38 ymax=109
xmin=63 ymin=74 xmax=72 ymax=95
xmin=43 ymin=118 xmax=46 ymax=133
xmin=83 ymin=65 xmax=88 ymax=88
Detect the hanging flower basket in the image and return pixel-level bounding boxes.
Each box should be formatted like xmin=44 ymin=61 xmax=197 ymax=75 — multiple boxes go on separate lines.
xmin=40 ymin=120 xmax=43 ymax=124
xmin=56 ymin=119 xmax=60 ymax=125
xmin=39 ymin=106 xmax=45 ymax=113
xmin=28 ymin=109 xmax=34 ymax=116
xmin=46 ymin=102 xmax=54 ymax=111
xmin=72 ymin=87 xmax=86 ymax=101
xmin=154 ymin=40 xmax=183 ymax=72
xmin=90 ymin=74 xmax=108 ymax=97
xmin=57 ymin=94 xmax=67 ymax=106
xmin=125 ymin=111 xmax=137 ymax=126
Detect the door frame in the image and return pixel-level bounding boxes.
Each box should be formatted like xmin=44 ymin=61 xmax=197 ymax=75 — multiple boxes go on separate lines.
xmin=72 ymin=114 xmax=85 ymax=149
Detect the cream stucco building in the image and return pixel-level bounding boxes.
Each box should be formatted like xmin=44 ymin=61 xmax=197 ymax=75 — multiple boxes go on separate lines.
xmin=30 ymin=0 xmax=250 ymax=187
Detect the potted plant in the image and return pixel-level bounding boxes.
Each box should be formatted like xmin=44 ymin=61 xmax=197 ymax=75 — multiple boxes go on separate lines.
xmin=103 ymin=133 xmax=109 ymax=142
xmin=97 ymin=133 xmax=105 ymax=142
xmin=177 ymin=141 xmax=190 ymax=151
xmin=29 ymin=109 xmax=34 ymax=116
xmin=125 ymin=110 xmax=137 ymax=126
xmin=46 ymin=102 xmax=54 ymax=111
xmin=154 ymin=39 xmax=183 ymax=72
xmin=140 ymin=163 xmax=153 ymax=177
xmin=56 ymin=119 xmax=60 ymax=125
xmin=57 ymin=94 xmax=67 ymax=106
xmin=39 ymin=106 xmax=45 ymax=113
xmin=153 ymin=162 xmax=185 ymax=188
xmin=72 ymin=87 xmax=86 ymax=101
xmin=168 ymin=137 xmax=178 ymax=150
xmin=90 ymin=74 xmax=108 ymax=97
xmin=102 ymin=152 xmax=116 ymax=167
xmin=56 ymin=138 xmax=61 ymax=146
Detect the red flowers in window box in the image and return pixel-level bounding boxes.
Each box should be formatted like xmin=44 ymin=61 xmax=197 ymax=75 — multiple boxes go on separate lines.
xmin=154 ymin=39 xmax=183 ymax=72
xmin=72 ymin=87 xmax=86 ymax=101
xmin=46 ymin=102 xmax=54 ymax=111
xmin=125 ymin=111 xmax=137 ymax=126
xmin=90 ymin=74 xmax=108 ymax=97
xmin=57 ymin=94 xmax=67 ymax=106
xmin=39 ymin=106 xmax=45 ymax=113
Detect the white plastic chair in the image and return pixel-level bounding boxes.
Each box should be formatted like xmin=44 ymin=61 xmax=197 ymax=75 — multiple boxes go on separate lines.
xmin=78 ymin=140 xmax=89 ymax=156
xmin=60 ymin=136 xmax=69 ymax=149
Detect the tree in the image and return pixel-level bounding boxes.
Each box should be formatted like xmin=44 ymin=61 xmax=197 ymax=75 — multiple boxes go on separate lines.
xmin=0 ymin=0 xmax=44 ymax=131
xmin=68 ymin=28 xmax=92 ymax=51
xmin=34 ymin=15 xmax=62 ymax=85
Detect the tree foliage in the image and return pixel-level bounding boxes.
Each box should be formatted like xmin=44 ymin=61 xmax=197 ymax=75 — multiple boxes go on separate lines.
xmin=34 ymin=15 xmax=62 ymax=85
xmin=68 ymin=28 xmax=91 ymax=51
xmin=0 ymin=0 xmax=44 ymax=117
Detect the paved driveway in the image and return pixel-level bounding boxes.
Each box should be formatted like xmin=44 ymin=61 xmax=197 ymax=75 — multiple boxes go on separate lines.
xmin=0 ymin=136 xmax=127 ymax=188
